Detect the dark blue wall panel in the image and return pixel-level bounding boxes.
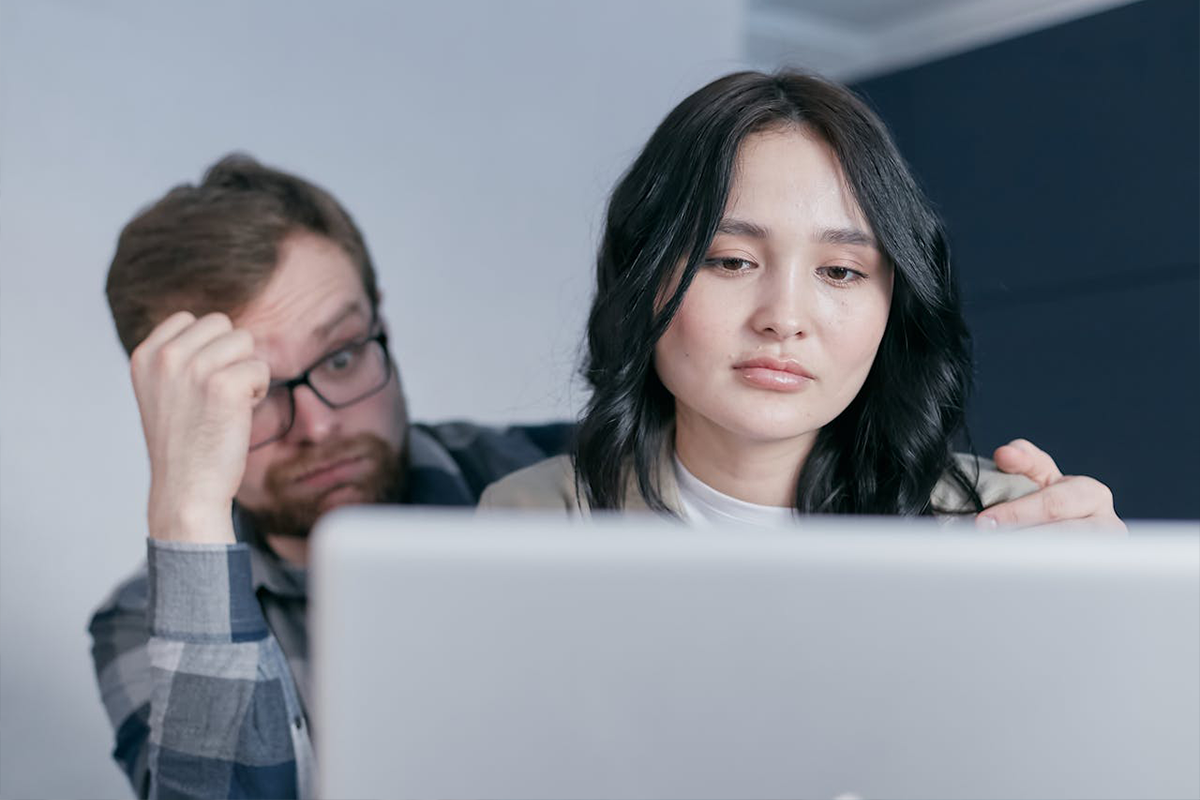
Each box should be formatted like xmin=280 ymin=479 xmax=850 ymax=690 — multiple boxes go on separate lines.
xmin=854 ymin=0 xmax=1199 ymax=519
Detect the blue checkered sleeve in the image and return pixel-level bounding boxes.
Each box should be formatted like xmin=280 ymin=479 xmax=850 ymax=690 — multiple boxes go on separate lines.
xmin=89 ymin=540 xmax=312 ymax=799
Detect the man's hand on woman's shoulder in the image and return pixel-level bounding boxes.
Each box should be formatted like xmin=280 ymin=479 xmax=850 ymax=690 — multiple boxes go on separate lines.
xmin=977 ymin=438 xmax=1124 ymax=532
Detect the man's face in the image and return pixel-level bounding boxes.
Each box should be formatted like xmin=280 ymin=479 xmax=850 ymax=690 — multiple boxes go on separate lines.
xmin=233 ymin=231 xmax=408 ymax=537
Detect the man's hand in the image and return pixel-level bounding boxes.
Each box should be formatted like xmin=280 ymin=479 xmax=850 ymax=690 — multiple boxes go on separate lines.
xmin=130 ymin=312 xmax=270 ymax=544
xmin=976 ymin=438 xmax=1125 ymax=532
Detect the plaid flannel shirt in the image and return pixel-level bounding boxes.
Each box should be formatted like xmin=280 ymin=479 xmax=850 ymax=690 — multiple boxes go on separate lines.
xmin=89 ymin=421 xmax=572 ymax=799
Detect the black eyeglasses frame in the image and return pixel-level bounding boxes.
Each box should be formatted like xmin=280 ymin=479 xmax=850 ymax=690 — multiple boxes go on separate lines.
xmin=249 ymin=329 xmax=392 ymax=451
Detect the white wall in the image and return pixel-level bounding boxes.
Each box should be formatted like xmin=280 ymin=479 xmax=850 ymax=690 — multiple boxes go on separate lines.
xmin=0 ymin=1 xmax=744 ymax=796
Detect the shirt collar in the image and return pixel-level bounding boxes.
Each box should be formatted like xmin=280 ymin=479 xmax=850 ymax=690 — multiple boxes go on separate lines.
xmin=402 ymin=424 xmax=475 ymax=506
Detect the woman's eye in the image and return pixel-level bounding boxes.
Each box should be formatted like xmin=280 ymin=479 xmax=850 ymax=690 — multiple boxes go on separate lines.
xmin=818 ymin=266 xmax=862 ymax=283
xmin=704 ymin=257 xmax=756 ymax=273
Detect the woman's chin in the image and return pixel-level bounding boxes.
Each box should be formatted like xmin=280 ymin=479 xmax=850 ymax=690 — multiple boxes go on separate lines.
xmin=741 ymin=426 xmax=821 ymax=447
xmin=692 ymin=417 xmax=823 ymax=448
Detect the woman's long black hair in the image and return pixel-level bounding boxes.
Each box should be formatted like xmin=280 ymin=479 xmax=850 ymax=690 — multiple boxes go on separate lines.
xmin=575 ymin=70 xmax=982 ymax=515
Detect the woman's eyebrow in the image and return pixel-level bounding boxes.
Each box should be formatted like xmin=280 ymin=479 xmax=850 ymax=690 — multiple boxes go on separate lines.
xmin=716 ymin=217 xmax=770 ymax=238
xmin=718 ymin=218 xmax=877 ymax=250
xmin=817 ymin=227 xmax=877 ymax=248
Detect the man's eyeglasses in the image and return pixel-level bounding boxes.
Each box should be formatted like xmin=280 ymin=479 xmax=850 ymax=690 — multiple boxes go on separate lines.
xmin=250 ymin=330 xmax=392 ymax=450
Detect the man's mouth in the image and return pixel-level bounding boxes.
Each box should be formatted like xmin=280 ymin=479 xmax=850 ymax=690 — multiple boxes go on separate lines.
xmin=292 ymin=455 xmax=369 ymax=491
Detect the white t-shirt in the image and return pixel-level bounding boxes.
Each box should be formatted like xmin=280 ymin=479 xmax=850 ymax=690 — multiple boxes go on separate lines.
xmin=673 ymin=455 xmax=797 ymax=527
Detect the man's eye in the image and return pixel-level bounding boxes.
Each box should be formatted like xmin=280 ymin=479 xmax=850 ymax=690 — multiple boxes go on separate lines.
xmin=326 ymin=345 xmax=362 ymax=371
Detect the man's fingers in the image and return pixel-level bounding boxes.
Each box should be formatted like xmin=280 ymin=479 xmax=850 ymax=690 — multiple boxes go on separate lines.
xmin=191 ymin=329 xmax=258 ymax=381
xmin=992 ymin=438 xmax=1063 ymax=487
xmin=978 ymin=476 xmax=1123 ymax=531
xmin=157 ymin=313 xmax=235 ymax=367
xmin=131 ymin=311 xmax=197 ymax=364
xmin=209 ymin=359 xmax=272 ymax=404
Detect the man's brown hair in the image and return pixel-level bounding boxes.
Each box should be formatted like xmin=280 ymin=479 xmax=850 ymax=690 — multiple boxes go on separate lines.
xmin=106 ymin=153 xmax=380 ymax=355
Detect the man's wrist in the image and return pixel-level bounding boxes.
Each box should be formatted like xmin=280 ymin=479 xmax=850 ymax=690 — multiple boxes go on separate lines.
xmin=148 ymin=492 xmax=236 ymax=544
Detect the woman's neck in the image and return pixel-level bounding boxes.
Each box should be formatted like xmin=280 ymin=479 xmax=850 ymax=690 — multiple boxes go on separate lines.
xmin=673 ymin=412 xmax=816 ymax=507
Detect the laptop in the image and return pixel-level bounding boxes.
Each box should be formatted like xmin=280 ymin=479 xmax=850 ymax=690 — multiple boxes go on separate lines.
xmin=310 ymin=509 xmax=1200 ymax=800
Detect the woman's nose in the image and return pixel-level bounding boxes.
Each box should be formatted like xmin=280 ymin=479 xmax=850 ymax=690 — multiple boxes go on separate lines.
xmin=751 ymin=266 xmax=808 ymax=340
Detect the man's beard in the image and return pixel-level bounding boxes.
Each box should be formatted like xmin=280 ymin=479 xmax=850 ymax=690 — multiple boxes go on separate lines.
xmin=240 ymin=432 xmax=406 ymax=540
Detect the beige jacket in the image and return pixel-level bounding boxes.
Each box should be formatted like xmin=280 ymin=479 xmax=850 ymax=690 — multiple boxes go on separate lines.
xmin=479 ymin=451 xmax=1037 ymax=518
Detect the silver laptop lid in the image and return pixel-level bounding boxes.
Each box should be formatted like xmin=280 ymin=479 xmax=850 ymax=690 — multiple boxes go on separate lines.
xmin=311 ymin=510 xmax=1199 ymax=800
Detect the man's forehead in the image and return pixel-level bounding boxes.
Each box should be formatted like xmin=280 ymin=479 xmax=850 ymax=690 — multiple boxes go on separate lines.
xmin=309 ymin=300 xmax=372 ymax=342
xmin=238 ymin=295 xmax=374 ymax=372
xmin=234 ymin=231 xmax=374 ymax=355
xmin=256 ymin=295 xmax=369 ymax=339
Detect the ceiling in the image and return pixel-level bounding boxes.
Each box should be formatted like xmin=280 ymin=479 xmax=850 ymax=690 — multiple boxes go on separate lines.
xmin=745 ymin=0 xmax=1139 ymax=81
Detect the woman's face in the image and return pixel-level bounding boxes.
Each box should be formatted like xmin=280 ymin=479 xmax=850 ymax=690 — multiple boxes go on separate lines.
xmin=654 ymin=127 xmax=893 ymax=454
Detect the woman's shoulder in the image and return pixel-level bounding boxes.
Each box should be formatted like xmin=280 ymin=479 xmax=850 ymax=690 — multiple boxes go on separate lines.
xmin=932 ymin=452 xmax=1039 ymax=514
xmin=477 ymin=454 xmax=584 ymax=513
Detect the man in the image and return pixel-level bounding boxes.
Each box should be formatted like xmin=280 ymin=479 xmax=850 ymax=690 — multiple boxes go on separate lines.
xmin=89 ymin=154 xmax=1121 ymax=799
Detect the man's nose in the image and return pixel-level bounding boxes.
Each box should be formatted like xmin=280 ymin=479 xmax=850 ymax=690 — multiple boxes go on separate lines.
xmin=751 ymin=266 xmax=808 ymax=340
xmin=288 ymin=385 xmax=339 ymax=443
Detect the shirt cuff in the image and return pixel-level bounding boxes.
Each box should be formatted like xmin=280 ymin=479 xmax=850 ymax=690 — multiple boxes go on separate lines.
xmin=146 ymin=538 xmax=269 ymax=643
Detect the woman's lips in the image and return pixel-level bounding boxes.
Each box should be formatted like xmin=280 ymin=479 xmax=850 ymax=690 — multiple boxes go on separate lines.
xmin=733 ymin=357 xmax=815 ymax=392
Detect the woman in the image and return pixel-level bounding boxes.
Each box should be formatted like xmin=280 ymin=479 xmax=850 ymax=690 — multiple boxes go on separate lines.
xmin=480 ymin=70 xmax=1094 ymax=522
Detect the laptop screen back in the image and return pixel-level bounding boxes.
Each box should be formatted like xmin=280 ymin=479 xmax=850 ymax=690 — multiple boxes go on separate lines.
xmin=311 ymin=510 xmax=1199 ymax=800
